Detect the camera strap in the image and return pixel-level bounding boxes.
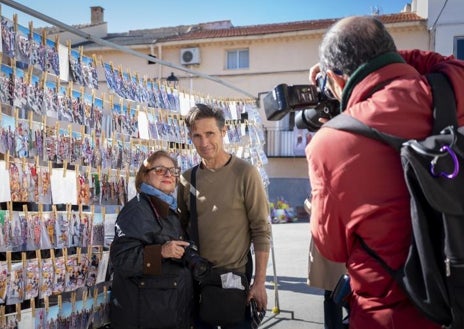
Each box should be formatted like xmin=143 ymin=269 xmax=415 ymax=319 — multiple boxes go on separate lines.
xmin=189 ymin=164 xmax=200 ymax=251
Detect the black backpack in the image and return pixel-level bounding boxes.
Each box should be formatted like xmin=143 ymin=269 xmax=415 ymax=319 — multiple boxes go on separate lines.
xmin=324 ymin=73 xmax=464 ymax=328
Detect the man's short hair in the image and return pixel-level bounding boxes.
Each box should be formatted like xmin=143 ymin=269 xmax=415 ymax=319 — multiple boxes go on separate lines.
xmin=319 ymin=16 xmax=397 ymax=76
xmin=184 ymin=103 xmax=226 ymax=130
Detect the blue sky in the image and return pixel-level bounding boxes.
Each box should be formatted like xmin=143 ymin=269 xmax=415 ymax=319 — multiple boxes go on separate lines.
xmin=1 ymin=0 xmax=411 ymax=32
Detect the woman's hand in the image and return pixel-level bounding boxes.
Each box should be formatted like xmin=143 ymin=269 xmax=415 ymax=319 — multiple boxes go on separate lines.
xmin=161 ymin=240 xmax=190 ymax=259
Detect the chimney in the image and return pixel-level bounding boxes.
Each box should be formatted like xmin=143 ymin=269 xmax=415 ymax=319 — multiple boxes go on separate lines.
xmin=90 ymin=6 xmax=104 ymax=25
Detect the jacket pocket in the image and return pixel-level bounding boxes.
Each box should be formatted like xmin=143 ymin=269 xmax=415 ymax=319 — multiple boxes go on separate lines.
xmin=132 ymin=275 xmax=179 ymax=328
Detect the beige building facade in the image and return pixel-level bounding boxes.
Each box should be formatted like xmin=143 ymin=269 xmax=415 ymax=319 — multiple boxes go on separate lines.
xmin=48 ymin=0 xmax=464 ymax=208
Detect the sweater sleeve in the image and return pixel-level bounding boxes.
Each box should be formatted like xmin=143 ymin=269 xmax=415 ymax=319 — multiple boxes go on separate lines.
xmin=245 ymin=165 xmax=271 ymax=252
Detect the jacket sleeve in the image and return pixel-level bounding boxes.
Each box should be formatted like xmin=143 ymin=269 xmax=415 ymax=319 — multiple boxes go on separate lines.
xmin=399 ymin=49 xmax=454 ymax=74
xmin=110 ymin=199 xmax=163 ymax=278
xmin=399 ymin=49 xmax=464 ymax=125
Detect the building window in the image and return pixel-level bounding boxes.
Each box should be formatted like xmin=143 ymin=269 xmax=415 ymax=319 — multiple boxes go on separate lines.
xmin=455 ymin=37 xmax=464 ymax=60
xmin=227 ymin=49 xmax=249 ymax=69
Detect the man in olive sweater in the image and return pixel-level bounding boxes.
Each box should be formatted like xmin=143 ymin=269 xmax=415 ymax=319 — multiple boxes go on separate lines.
xmin=178 ymin=103 xmax=271 ymax=329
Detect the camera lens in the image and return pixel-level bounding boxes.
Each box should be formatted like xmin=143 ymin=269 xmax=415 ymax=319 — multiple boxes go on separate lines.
xmin=182 ymin=241 xmax=211 ymax=281
xmin=295 ymin=109 xmax=323 ymax=132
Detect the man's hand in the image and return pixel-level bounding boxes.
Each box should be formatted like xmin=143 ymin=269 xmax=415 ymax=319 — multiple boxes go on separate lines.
xmin=309 ymin=63 xmax=321 ymax=84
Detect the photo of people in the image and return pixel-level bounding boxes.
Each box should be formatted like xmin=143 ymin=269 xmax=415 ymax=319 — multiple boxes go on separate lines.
xmin=15 ymin=23 xmax=31 ymax=69
xmin=1 ymin=16 xmax=16 ymax=59
xmin=6 ymin=261 xmax=24 ymax=305
xmin=39 ymin=257 xmax=54 ymax=298
xmin=293 ymin=128 xmax=313 ymax=157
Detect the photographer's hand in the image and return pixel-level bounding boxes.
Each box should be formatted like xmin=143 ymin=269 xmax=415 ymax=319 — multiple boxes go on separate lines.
xmin=161 ymin=240 xmax=190 ymax=259
xmin=309 ymin=63 xmax=321 ymax=84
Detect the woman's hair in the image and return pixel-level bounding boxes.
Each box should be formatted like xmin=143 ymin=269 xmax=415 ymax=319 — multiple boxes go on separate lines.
xmin=134 ymin=150 xmax=177 ymax=192
xmin=184 ymin=103 xmax=226 ymax=131
xmin=319 ymin=16 xmax=397 ymax=76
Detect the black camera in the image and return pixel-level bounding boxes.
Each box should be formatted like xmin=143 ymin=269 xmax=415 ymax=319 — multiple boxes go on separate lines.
xmin=262 ymin=76 xmax=340 ymax=131
xmin=183 ymin=241 xmax=211 ymax=281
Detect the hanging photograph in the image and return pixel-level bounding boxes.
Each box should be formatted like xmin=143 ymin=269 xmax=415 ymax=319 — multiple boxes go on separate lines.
xmin=93 ymin=290 xmax=111 ymax=327
xmin=93 ymin=96 xmax=104 ymax=136
xmin=103 ymin=62 xmax=116 ymax=92
xmin=81 ymin=133 xmax=94 ymax=167
xmin=0 ymin=260 xmax=8 ymax=303
xmin=69 ymin=47 xmax=84 ymax=86
xmin=27 ymin=73 xmax=44 ymax=115
xmin=46 ymin=304 xmax=60 ymax=329
xmin=96 ymin=250 xmax=110 ymax=285
xmin=71 ymin=88 xmax=84 ymax=125
xmin=6 ymin=261 xmax=25 ymax=305
xmin=43 ymin=79 xmax=59 ymax=118
xmin=27 ymin=211 xmax=43 ymax=250
xmin=15 ymin=23 xmax=31 ymax=69
xmin=91 ymin=212 xmax=104 ymax=247
xmin=30 ymin=31 xmax=46 ymax=71
xmin=41 ymin=210 xmax=56 ymax=249
xmin=77 ymin=172 xmax=91 ymax=206
xmin=92 ymin=136 xmax=103 ymax=169
xmin=13 ymin=66 xmax=28 ymax=115
xmin=69 ymin=211 xmax=80 ymax=247
xmin=15 ymin=117 xmax=31 ymax=158
xmin=0 ymin=64 xmax=14 ymax=106
xmin=38 ymin=164 xmax=52 ymax=204
xmin=104 ymin=213 xmax=117 ymax=248
xmin=39 ymin=256 xmax=54 ymax=298
xmin=0 ymin=210 xmax=10 ymax=251
xmin=55 ymin=211 xmax=70 ymax=248
xmin=81 ymin=54 xmax=98 ymax=89
xmin=83 ymin=91 xmax=93 ymax=128
xmin=0 ymin=161 xmax=11 ymax=203
xmin=46 ymin=36 xmax=60 ymax=76
xmin=43 ymin=125 xmax=57 ymax=162
xmin=24 ymin=257 xmax=40 ymax=300
xmin=71 ymin=129 xmax=83 ymax=165
xmin=52 ymin=254 xmax=66 ymax=294
xmin=57 ymin=84 xmax=73 ymax=122
xmin=56 ymin=127 xmax=71 ymax=164
xmin=50 ymin=167 xmax=78 ymax=204
xmin=1 ymin=16 xmax=16 ymax=59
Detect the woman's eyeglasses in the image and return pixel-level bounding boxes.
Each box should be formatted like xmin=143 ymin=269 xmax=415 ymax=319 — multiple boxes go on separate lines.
xmin=147 ymin=166 xmax=181 ymax=177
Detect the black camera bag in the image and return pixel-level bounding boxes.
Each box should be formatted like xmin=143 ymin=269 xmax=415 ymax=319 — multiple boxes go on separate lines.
xmin=197 ymin=268 xmax=249 ymax=326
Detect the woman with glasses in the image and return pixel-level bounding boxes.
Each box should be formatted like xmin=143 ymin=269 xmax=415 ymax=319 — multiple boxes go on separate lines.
xmin=110 ymin=150 xmax=194 ymax=329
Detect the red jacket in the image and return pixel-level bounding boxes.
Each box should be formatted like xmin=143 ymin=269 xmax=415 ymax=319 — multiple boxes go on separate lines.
xmin=306 ymin=50 xmax=464 ymax=329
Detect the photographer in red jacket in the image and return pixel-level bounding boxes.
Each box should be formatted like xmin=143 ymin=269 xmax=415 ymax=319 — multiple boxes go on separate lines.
xmin=306 ymin=15 xmax=464 ymax=329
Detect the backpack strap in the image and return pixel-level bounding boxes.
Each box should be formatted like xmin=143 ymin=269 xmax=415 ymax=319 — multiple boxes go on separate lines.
xmin=323 ymin=113 xmax=405 ymax=150
xmin=426 ymin=72 xmax=457 ymax=134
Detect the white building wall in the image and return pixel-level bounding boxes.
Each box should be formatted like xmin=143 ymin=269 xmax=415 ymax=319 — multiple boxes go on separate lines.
xmin=415 ymin=0 xmax=464 ymax=55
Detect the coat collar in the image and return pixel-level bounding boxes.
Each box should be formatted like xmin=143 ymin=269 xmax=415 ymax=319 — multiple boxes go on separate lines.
xmin=142 ymin=193 xmax=171 ymax=218
xmin=340 ymin=52 xmax=406 ymax=112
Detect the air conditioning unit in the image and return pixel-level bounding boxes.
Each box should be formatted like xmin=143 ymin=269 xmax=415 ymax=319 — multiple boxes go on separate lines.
xmin=180 ymin=47 xmax=200 ymax=65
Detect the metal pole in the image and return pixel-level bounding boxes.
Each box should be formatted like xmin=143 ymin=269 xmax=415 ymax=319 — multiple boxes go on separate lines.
xmin=0 ymin=0 xmax=256 ymax=99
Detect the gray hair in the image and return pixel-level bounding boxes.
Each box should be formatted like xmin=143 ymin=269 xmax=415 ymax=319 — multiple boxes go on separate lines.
xmin=184 ymin=103 xmax=226 ymax=131
xmin=319 ymin=16 xmax=397 ymax=76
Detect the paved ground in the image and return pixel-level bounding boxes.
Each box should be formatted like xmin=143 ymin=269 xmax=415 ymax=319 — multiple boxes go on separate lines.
xmin=261 ymin=221 xmax=326 ymax=329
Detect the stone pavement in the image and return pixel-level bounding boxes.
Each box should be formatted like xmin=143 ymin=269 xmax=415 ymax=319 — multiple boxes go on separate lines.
xmin=261 ymin=221 xmax=325 ymax=329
